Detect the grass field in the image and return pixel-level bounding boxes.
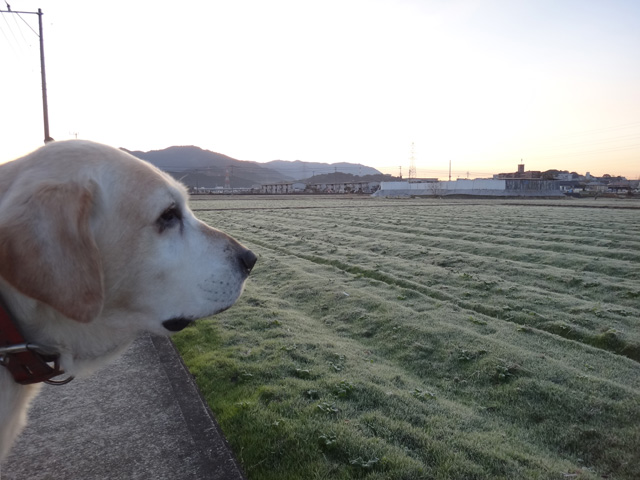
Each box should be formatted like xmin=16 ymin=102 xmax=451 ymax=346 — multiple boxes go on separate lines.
xmin=174 ymin=195 xmax=640 ymax=480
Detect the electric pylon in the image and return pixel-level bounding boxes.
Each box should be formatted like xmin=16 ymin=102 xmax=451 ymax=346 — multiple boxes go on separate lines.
xmin=224 ymin=167 xmax=231 ymax=191
xmin=408 ymin=142 xmax=417 ymax=180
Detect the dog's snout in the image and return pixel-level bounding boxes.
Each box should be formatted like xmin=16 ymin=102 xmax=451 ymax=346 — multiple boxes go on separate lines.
xmin=239 ymin=248 xmax=257 ymax=274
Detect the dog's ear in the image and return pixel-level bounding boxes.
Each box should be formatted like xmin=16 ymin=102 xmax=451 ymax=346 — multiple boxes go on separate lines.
xmin=0 ymin=181 xmax=103 ymax=323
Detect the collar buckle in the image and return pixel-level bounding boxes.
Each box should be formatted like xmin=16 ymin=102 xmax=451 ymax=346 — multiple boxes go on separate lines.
xmin=0 ymin=342 xmax=73 ymax=385
xmin=0 ymin=343 xmax=30 ymax=365
xmin=0 ymin=299 xmax=74 ymax=386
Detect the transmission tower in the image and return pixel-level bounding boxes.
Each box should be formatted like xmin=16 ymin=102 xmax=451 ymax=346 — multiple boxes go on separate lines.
xmin=224 ymin=167 xmax=231 ymax=191
xmin=408 ymin=142 xmax=417 ymax=180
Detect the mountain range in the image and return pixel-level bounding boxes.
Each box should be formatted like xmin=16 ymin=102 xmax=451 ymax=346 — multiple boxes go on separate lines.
xmin=123 ymin=145 xmax=382 ymax=189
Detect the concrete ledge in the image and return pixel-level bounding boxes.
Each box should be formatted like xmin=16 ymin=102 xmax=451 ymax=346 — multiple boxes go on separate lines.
xmin=2 ymin=334 xmax=245 ymax=480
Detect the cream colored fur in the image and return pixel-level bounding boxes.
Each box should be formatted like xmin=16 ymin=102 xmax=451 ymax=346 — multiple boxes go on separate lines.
xmin=0 ymin=140 xmax=255 ymax=461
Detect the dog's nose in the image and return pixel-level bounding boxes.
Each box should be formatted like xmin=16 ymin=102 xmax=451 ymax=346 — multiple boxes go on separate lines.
xmin=239 ymin=249 xmax=257 ymax=274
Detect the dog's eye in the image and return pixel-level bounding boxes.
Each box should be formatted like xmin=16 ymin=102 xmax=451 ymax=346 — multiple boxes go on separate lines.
xmin=157 ymin=204 xmax=182 ymax=232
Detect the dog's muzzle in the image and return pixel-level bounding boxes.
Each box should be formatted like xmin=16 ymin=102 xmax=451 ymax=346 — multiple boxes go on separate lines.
xmin=162 ymin=249 xmax=257 ymax=333
xmin=162 ymin=318 xmax=194 ymax=332
xmin=239 ymin=248 xmax=257 ymax=275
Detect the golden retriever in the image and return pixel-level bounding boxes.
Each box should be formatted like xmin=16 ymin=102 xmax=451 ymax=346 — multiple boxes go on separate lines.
xmin=0 ymin=140 xmax=256 ymax=461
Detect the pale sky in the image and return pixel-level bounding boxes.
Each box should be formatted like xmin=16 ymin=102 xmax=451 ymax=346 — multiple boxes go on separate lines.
xmin=2 ymin=0 xmax=639 ymax=179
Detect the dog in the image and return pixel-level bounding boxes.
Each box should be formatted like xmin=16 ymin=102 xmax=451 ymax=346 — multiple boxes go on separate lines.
xmin=0 ymin=140 xmax=256 ymax=461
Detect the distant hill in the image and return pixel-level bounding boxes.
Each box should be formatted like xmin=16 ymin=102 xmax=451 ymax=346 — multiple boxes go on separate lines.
xmin=123 ymin=145 xmax=383 ymax=188
xmin=304 ymin=172 xmax=399 ymax=184
xmin=264 ymin=159 xmax=381 ymax=179
xmin=123 ymin=146 xmax=292 ymax=188
xmin=123 ymin=145 xmax=235 ymax=171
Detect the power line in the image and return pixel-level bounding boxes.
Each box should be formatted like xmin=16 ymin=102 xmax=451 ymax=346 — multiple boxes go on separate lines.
xmin=0 ymin=14 xmax=14 ymax=48
xmin=0 ymin=6 xmax=20 ymax=51
xmin=529 ymin=131 xmax=639 ymax=153
xmin=15 ymin=10 xmax=38 ymax=38
xmin=553 ymin=120 xmax=640 ymax=139
xmin=10 ymin=7 xmax=27 ymax=44
xmin=530 ymin=143 xmax=640 ymax=161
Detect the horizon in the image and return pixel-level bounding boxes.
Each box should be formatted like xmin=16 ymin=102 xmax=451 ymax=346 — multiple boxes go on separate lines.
xmin=2 ymin=1 xmax=638 ymax=180
xmin=126 ymin=143 xmax=636 ymax=181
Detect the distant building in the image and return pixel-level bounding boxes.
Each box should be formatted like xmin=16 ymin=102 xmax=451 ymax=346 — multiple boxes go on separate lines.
xmin=558 ymin=181 xmax=583 ymax=193
xmin=607 ymin=182 xmax=633 ymax=194
xmin=407 ymin=178 xmax=439 ymax=183
xmin=494 ymin=163 xmax=542 ymax=180
xmin=584 ymin=182 xmax=608 ymax=193
xmin=555 ymin=173 xmax=575 ymax=181
xmin=259 ymin=182 xmax=307 ymax=194
xmin=373 ymin=178 xmax=562 ymax=197
xmin=259 ymin=181 xmax=380 ymax=194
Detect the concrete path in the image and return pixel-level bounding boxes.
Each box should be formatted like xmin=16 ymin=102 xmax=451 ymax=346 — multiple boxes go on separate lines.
xmin=1 ymin=335 xmax=246 ymax=480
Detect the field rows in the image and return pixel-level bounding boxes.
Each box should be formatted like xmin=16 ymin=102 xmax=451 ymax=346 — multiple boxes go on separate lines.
xmin=201 ymin=201 xmax=640 ymax=359
xmin=176 ymin=197 xmax=640 ymax=479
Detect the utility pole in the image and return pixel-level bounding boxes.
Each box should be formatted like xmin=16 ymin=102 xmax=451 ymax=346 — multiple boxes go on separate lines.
xmin=37 ymin=8 xmax=52 ymax=142
xmin=1 ymin=6 xmax=53 ymax=143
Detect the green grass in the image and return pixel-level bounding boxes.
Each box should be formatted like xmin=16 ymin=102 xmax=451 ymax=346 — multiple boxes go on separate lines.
xmin=174 ymin=196 xmax=640 ymax=479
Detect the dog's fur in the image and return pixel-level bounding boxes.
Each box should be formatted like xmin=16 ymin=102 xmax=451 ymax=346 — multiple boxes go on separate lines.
xmin=0 ymin=140 xmax=255 ymax=461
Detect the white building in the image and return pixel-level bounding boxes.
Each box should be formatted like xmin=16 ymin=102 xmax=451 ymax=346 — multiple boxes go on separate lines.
xmin=373 ymin=179 xmax=563 ymax=197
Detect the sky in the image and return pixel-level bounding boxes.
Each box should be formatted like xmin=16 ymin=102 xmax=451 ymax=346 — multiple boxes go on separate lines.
xmin=1 ymin=0 xmax=639 ymax=180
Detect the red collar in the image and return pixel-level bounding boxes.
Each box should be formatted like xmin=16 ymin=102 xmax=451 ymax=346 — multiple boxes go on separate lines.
xmin=0 ymin=296 xmax=72 ymax=385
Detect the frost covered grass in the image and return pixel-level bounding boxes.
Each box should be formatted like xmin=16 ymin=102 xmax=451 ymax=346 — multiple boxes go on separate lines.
xmin=174 ymin=196 xmax=640 ymax=479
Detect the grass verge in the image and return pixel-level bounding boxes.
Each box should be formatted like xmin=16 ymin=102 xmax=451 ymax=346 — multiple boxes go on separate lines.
xmin=175 ymin=196 xmax=640 ymax=479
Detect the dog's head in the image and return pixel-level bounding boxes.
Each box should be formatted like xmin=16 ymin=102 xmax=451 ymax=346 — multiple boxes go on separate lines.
xmin=0 ymin=140 xmax=256 ymax=337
